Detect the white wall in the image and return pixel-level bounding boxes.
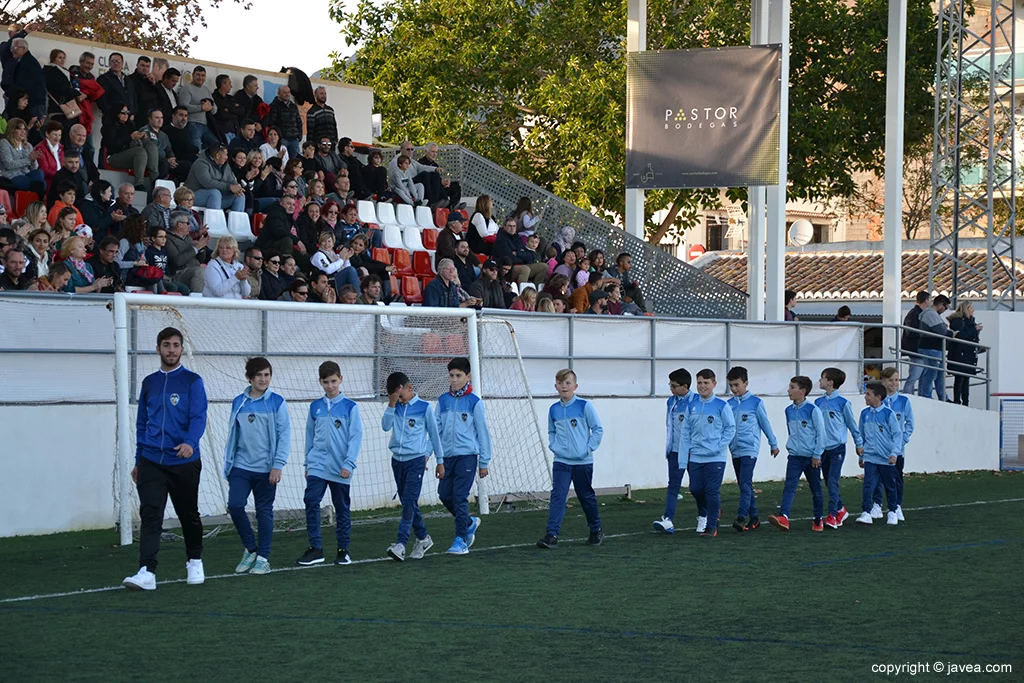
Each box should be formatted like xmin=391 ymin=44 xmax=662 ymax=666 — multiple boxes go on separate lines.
xmin=0 ymin=393 xmax=998 ymax=537
xmin=973 ymin=310 xmax=1024 ymax=401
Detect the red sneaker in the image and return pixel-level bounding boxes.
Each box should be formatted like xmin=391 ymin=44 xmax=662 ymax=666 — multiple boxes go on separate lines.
xmin=768 ymin=514 xmax=790 ymax=531
xmin=812 ymin=518 xmax=824 ymax=532
xmin=836 ymin=507 xmax=849 ymax=526
xmin=699 ymin=527 xmax=718 ymax=538
xmin=824 ymin=514 xmax=839 ymax=529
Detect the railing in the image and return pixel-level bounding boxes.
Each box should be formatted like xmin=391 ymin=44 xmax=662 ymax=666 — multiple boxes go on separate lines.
xmin=886 ymin=322 xmax=992 ymax=409
xmin=383 ymin=145 xmax=749 ymax=319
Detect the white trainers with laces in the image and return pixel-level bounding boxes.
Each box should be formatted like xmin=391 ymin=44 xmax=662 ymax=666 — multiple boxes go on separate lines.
xmin=695 ymin=516 xmax=708 ymax=534
xmin=186 ymin=559 xmax=205 ymax=585
xmin=409 ymin=535 xmax=433 ymax=560
xmin=886 ymin=511 xmax=898 ymax=526
xmin=870 ymin=503 xmax=883 ymax=519
xmin=896 ymin=505 xmax=905 ymax=522
xmin=122 ymin=567 xmax=156 ymax=591
xmin=652 ymin=516 xmax=675 ymax=533
xmin=387 ymin=543 xmax=406 ymax=562
xmin=856 ymin=512 xmax=873 ymax=525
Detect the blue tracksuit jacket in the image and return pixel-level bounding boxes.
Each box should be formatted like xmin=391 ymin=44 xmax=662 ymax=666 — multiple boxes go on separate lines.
xmin=859 ymin=405 xmax=903 ymax=465
xmin=728 ymin=392 xmax=778 ymax=458
xmin=547 ymin=395 xmax=603 ymax=465
xmin=305 ymin=394 xmax=362 ymax=484
xmin=784 ymin=400 xmax=826 ymax=458
xmin=382 ymin=395 xmax=444 ymax=462
xmin=680 ymin=395 xmax=736 ymax=464
xmin=665 ymin=391 xmax=697 ymax=455
xmin=135 ymin=365 xmax=208 ymax=465
xmin=884 ymin=392 xmax=915 ymax=457
xmin=436 ymin=390 xmax=493 ymax=468
xmin=814 ymin=390 xmax=864 ymax=450
xmin=223 ymin=389 xmax=291 ymax=476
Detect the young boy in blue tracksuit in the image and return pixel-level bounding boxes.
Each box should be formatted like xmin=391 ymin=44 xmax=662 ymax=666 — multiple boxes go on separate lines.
xmin=224 ymin=357 xmax=291 ymax=575
xmin=769 ymin=376 xmax=826 ymax=532
xmin=681 ymin=368 xmax=736 ymax=538
xmin=436 ymin=357 xmax=492 ymax=556
xmin=653 ymin=367 xmax=698 ymax=534
xmin=382 ymin=371 xmax=444 ymax=562
xmin=726 ymin=366 xmax=779 ymax=533
xmin=296 ymin=361 xmax=363 ymax=567
xmin=815 ymin=368 xmax=864 ymax=529
xmin=856 ymin=382 xmax=903 ymax=527
xmin=878 ymin=367 xmax=914 ymax=522
xmin=537 ymin=368 xmax=604 ymax=549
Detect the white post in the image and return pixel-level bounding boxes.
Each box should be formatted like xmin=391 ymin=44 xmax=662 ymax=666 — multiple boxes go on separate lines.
xmin=882 ymin=0 xmax=908 ymax=358
xmin=765 ymin=0 xmax=790 ymax=321
xmin=114 ymin=293 xmax=134 ymax=546
xmin=625 ymin=0 xmax=647 ymax=241
xmin=466 ymin=312 xmax=489 ymax=515
xmin=748 ymin=0 xmax=770 ymax=320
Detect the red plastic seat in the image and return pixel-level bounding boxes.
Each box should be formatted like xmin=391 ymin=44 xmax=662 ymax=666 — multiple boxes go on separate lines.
xmin=434 ymin=208 xmax=449 ymax=228
xmin=372 ymin=247 xmax=391 ymax=264
xmin=100 ymin=148 xmax=135 ymax=175
xmin=421 ymin=228 xmax=438 ymax=250
xmin=475 ymin=253 xmax=489 ymax=265
xmin=420 ymin=275 xmax=433 ymax=291
xmin=444 ymin=334 xmax=468 ymax=356
xmin=252 ymin=213 xmax=266 ymax=236
xmin=389 ymin=273 xmax=400 ymax=296
xmin=401 ymin=275 xmax=423 ymax=304
xmin=422 ymin=333 xmax=444 ymax=355
xmin=391 ymin=249 xmax=414 ymax=275
xmin=412 ymin=251 xmax=434 ymax=277
xmin=14 ymin=191 xmax=39 ymax=217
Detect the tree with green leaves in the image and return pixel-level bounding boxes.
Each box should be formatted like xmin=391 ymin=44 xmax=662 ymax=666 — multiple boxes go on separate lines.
xmin=326 ymin=0 xmax=937 ymax=245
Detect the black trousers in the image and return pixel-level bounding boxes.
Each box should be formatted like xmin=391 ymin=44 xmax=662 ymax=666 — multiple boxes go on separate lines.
xmin=137 ymin=457 xmax=204 ymax=571
xmin=413 ymin=171 xmax=442 ymax=204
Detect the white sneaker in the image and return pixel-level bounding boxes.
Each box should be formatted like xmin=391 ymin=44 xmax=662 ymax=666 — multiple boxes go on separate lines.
xmin=122 ymin=567 xmax=156 ymax=591
xmin=186 ymin=559 xmax=205 ymax=585
xmin=652 ymin=516 xmax=675 ymax=534
xmin=387 ymin=543 xmax=406 ymax=562
xmin=409 ymin=535 xmax=433 ymax=560
xmin=695 ymin=516 xmax=708 ymax=534
xmin=856 ymin=512 xmax=873 ymax=525
xmin=886 ymin=511 xmax=898 ymax=526
xmin=896 ymin=506 xmax=905 ymax=521
xmin=870 ymin=503 xmax=883 ymax=519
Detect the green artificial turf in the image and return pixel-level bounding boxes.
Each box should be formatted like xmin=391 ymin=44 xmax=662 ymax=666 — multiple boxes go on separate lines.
xmin=1 ymin=471 xmax=1022 ymax=682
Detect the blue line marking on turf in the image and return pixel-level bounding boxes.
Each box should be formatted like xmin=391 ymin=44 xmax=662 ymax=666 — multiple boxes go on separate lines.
xmin=0 ymin=604 xmax=1014 ymax=660
xmin=800 ymin=538 xmax=1024 ymax=567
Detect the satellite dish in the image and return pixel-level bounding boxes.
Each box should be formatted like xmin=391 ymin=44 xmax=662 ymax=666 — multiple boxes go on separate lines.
xmin=788 ymin=219 xmax=813 ymax=246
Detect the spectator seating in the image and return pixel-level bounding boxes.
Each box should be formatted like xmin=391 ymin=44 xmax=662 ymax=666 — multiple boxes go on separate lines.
xmin=252 ymin=213 xmax=266 ymax=236
xmin=415 ymin=206 xmax=434 ymax=229
xmin=412 ymin=251 xmax=434 ymax=278
xmin=14 ymin=191 xmax=39 ymax=217
xmin=434 ymin=208 xmax=449 ymax=228
xmin=422 ymin=229 xmax=438 ymax=249
xmin=227 ymin=211 xmax=257 ymax=242
xmin=155 ymin=180 xmax=177 ymax=207
xmin=391 ymin=249 xmax=413 ymax=275
xmin=357 ymin=200 xmax=377 ymax=225
xmin=198 ymin=207 xmax=230 ymax=240
xmin=401 ymin=275 xmax=423 ymax=304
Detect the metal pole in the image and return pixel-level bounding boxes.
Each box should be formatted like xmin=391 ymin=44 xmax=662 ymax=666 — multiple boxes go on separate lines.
xmin=747 ymin=0 xmax=770 ymax=321
xmin=649 ymin=318 xmax=657 ymax=396
xmin=466 ymin=312 xmax=489 ymax=515
xmin=625 ymin=0 xmax=647 ymax=240
xmin=114 ymin=294 xmax=134 ymax=546
xmin=765 ymin=0 xmax=790 ymax=321
xmin=882 ymin=0 xmax=908 ymax=369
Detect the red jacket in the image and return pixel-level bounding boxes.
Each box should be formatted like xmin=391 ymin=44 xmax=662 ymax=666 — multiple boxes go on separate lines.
xmin=34 ymin=141 xmax=63 ymax=183
xmin=76 ymin=78 xmax=105 ymax=134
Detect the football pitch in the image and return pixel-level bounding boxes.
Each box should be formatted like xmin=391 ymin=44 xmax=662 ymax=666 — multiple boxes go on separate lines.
xmin=1 ymin=471 xmax=1021 ymax=682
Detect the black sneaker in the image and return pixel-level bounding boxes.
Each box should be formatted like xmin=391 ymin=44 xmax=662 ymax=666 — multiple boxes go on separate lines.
xmin=536 ymin=534 xmax=558 ymax=549
xmin=296 ymin=547 xmax=324 ymax=566
xmin=586 ymin=530 xmax=605 ymax=546
xmin=335 ymin=549 xmax=352 ymax=566
xmin=732 ymin=516 xmax=747 ymax=533
xmin=700 ymin=527 xmax=718 ymax=538
xmin=745 ymin=517 xmax=761 ymax=531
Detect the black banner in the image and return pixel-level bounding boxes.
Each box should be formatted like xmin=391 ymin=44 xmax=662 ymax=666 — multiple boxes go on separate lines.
xmin=626 ymin=46 xmax=782 ymax=189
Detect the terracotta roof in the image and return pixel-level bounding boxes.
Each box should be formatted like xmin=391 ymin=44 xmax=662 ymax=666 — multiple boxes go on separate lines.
xmin=698 ymin=248 xmax=1024 ymax=301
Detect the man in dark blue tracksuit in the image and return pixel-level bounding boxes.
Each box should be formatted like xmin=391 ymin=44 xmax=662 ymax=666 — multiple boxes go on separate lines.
xmin=123 ymin=327 xmax=209 ymax=591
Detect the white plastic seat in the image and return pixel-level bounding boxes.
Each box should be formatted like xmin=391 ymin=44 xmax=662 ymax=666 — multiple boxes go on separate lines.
xmin=382 ymin=223 xmax=405 ymax=249
xmin=396 ymin=203 xmax=418 ymax=228
xmin=520 ymin=282 xmax=537 ymax=292
xmin=155 ymin=179 xmax=177 ymax=208
xmin=403 ymin=226 xmax=425 ymax=252
xmin=227 ymin=211 xmax=256 ymax=243
xmin=415 ymin=205 xmax=435 ymax=229
xmin=357 ymin=200 xmax=377 ymax=224
xmin=199 ymin=207 xmax=230 ymax=240
xmin=375 ymin=202 xmax=397 ymax=226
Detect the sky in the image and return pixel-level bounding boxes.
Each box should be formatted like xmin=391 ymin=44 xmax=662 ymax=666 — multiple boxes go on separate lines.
xmin=189 ymin=0 xmax=359 ymax=76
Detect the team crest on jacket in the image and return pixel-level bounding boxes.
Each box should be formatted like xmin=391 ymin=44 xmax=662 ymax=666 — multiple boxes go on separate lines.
xmin=741 ymin=414 xmax=749 ymax=422
xmin=829 ymin=411 xmax=836 ymax=419
xmin=570 ymin=419 xmax=577 ymax=428
xmin=247 ymin=414 xmax=255 ymax=423
xmin=707 ymin=416 xmax=713 ymax=424
xmin=408 ymin=419 xmax=416 ymax=427
xmin=461 ymin=413 xmax=468 ymax=422
xmin=678 ymin=415 xmax=685 ymax=422
xmin=334 ymin=419 xmax=341 ymax=428
xmin=801 ymin=420 xmax=807 ymax=428
xmin=169 ymin=393 xmax=180 ymax=406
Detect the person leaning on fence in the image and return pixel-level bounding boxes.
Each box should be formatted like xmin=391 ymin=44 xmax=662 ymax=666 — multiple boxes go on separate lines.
xmin=900 ymin=291 xmax=932 ymax=395
xmin=946 ymin=301 xmax=983 ymax=407
xmin=917 ymin=295 xmax=955 ymax=402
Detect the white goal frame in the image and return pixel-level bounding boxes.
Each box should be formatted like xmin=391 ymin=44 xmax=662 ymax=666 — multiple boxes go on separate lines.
xmin=113 ymin=293 xmax=482 ymax=546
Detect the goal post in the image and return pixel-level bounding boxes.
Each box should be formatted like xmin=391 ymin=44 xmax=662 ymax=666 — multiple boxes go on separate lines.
xmin=112 ymin=294 xmax=551 ymax=545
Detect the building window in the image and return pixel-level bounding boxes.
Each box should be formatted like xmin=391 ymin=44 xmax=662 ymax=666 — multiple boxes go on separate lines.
xmin=706 ymin=218 xmax=724 ymax=252
xmin=812 ymin=223 xmax=830 ymax=244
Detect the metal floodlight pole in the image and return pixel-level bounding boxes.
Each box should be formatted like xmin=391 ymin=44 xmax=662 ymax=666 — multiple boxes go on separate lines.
xmin=747 ymin=0 xmax=770 ymax=321
xmin=625 ymin=0 xmax=647 ymax=242
xmin=765 ymin=0 xmax=790 ymax=321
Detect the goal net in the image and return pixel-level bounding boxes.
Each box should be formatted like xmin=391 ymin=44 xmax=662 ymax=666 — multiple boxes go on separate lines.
xmin=112 ymin=296 xmax=552 ymax=544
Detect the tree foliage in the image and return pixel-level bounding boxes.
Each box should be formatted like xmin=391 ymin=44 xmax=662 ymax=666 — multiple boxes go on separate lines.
xmin=326 ymin=0 xmax=937 ymax=243
xmin=0 ymin=0 xmax=250 ymax=56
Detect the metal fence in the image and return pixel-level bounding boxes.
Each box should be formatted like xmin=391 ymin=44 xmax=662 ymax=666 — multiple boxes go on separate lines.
xmin=886 ymin=323 xmax=992 ymax=409
xmin=383 ymin=145 xmax=748 ymax=319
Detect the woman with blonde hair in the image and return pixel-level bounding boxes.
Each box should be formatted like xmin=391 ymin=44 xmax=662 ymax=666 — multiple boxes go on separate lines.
xmin=0 ymin=117 xmax=45 ymax=192
xmin=536 ymin=294 xmax=555 ymax=313
xmin=61 ymin=235 xmax=112 ymax=293
xmin=22 ymin=201 xmax=48 ymax=231
xmin=510 ymin=286 xmax=538 ymax=311
xmin=947 ymin=301 xmax=983 ymax=406
xmin=203 ymin=235 xmax=251 ymax=299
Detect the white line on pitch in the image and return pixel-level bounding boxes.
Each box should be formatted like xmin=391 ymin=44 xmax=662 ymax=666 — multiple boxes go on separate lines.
xmin=2 ymin=497 xmax=1022 ymax=605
